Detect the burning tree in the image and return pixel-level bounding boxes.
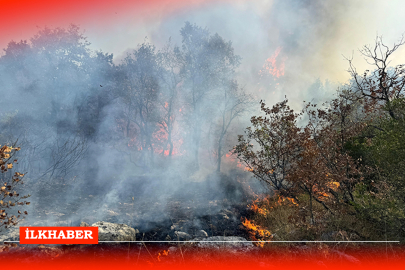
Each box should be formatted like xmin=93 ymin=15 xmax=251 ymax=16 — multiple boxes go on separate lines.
xmin=236 ymin=37 xmax=405 ymax=241
xmin=156 ymin=41 xmax=184 ymax=157
xmin=180 ymin=22 xmax=241 ymax=171
xmin=118 ymin=42 xmax=162 ymax=168
xmin=0 ymin=144 xmax=30 ymax=232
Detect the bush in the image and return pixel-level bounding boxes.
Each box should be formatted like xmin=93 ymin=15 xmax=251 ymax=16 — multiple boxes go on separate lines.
xmin=0 ymin=144 xmax=30 ymax=232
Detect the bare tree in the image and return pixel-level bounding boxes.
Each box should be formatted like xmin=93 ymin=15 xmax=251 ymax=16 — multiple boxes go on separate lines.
xmin=41 ymin=134 xmax=88 ymax=179
xmin=347 ymin=35 xmax=405 ymax=119
xmin=215 ymin=81 xmax=254 ymax=172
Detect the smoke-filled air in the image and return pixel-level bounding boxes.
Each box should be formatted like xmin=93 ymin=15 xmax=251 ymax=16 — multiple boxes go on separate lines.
xmin=1 ymin=0 xmax=405 ymax=245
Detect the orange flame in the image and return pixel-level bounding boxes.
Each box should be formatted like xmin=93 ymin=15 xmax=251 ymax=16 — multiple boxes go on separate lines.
xmin=157 ymin=249 xmax=170 ymax=262
xmin=249 ymin=198 xmax=268 ymax=215
xmin=242 ymin=218 xmax=272 ymax=248
xmin=224 ymin=151 xmax=251 ymax=171
xmin=277 ymin=195 xmax=299 ymax=206
xmin=152 ymin=122 xmax=184 ymax=156
xmin=313 ymin=180 xmax=340 ymax=201
xmin=260 ymin=46 xmax=286 ymax=79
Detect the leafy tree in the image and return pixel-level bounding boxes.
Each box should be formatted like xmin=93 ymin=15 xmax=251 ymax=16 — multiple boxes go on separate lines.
xmin=342 ymin=38 xmax=405 ymax=239
xmin=0 ymin=25 xmax=116 ymax=180
xmin=117 ymin=42 xmax=161 ymax=168
xmin=349 ymin=98 xmax=405 ymax=240
xmin=180 ymin=22 xmax=241 ymax=170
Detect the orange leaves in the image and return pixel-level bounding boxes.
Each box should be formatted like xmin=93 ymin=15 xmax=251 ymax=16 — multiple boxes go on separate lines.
xmin=234 ymin=99 xmax=302 ymax=194
xmin=1 ymin=145 xmax=20 ymax=173
xmin=0 ymin=144 xmax=30 ymax=232
xmin=327 ymin=181 xmax=340 ymax=191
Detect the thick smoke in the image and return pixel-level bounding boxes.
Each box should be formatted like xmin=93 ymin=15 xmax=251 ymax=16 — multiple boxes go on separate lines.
xmin=1 ymin=0 xmax=404 ymax=232
xmin=0 ymin=23 xmax=258 ymax=231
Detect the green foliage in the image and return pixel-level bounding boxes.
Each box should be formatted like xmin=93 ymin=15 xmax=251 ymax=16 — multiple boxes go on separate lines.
xmin=368 ymin=99 xmax=405 ymax=190
xmin=351 ymin=182 xmax=405 ymax=240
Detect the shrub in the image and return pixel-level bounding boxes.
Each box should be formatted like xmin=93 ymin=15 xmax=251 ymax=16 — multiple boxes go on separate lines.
xmin=0 ymin=144 xmax=30 ymax=232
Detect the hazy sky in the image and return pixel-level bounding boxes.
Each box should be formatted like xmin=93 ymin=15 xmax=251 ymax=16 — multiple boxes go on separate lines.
xmin=1 ymin=0 xmax=405 ymax=101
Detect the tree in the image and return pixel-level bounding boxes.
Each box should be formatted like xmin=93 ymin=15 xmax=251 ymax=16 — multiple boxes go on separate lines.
xmin=343 ymin=38 xmax=405 ymax=239
xmin=0 ymin=25 xmax=124 ymax=182
xmin=156 ymin=42 xmax=184 ymax=157
xmin=214 ymin=81 xmax=254 ymax=172
xmin=234 ymin=99 xmax=302 ymax=193
xmin=235 ymin=96 xmax=366 ymax=225
xmin=347 ymin=36 xmax=405 ymax=119
xmin=239 ymin=37 xmax=405 ymax=240
xmin=302 ymin=95 xmax=366 ymax=204
xmin=118 ymin=42 xmax=161 ymax=168
xmin=180 ymin=22 xmax=241 ymax=170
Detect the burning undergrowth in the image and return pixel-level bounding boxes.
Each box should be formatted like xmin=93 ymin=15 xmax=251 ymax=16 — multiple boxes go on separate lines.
xmin=8 ymin=167 xmax=264 ymax=242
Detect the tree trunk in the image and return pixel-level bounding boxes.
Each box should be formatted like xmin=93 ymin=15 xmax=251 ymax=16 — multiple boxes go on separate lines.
xmin=309 ymin=191 xmax=315 ymax=225
xmin=216 ymin=144 xmax=222 ymax=172
xmin=126 ymin=117 xmax=131 ymax=137
xmin=168 ymin=134 xmax=174 ymax=157
xmin=192 ymin=124 xmax=201 ymax=171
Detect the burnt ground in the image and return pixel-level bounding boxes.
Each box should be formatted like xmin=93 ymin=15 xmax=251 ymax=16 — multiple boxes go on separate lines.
xmin=1 ymin=173 xmax=404 ymax=269
xmin=6 ymin=171 xmax=257 ymax=241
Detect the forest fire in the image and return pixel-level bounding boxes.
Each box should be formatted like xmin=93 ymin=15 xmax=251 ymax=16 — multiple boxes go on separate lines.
xmin=277 ymin=195 xmax=298 ymax=206
xmin=241 ymin=218 xmax=272 ymax=247
xmin=224 ymin=151 xmax=253 ymax=172
xmin=249 ymin=198 xmax=268 ymax=215
xmin=153 ymin=121 xmax=184 ymax=157
xmin=1 ymin=1 xmax=405 ymax=268
xmin=260 ymin=46 xmax=286 ymax=79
